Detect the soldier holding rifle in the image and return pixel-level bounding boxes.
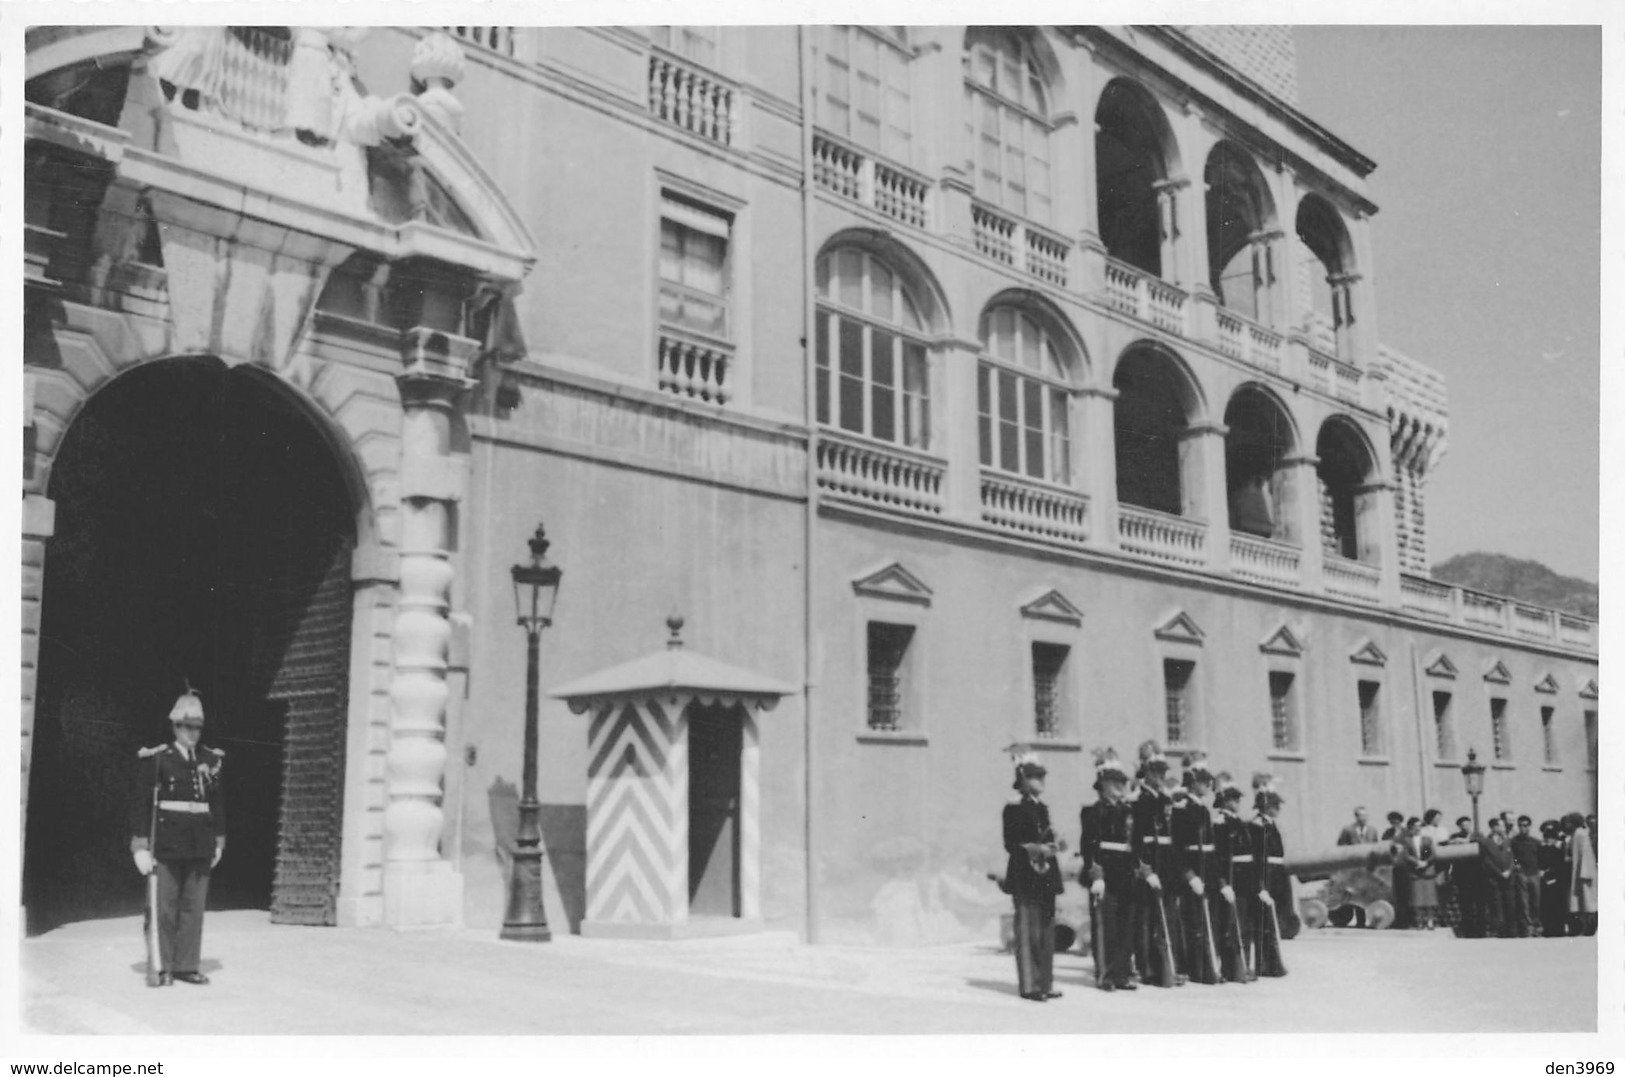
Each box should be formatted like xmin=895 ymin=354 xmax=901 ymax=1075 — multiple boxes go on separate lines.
xmin=1131 ymin=741 xmax=1186 ymax=987
xmin=130 ymin=688 xmax=226 ymax=987
xmin=1246 ymin=774 xmax=1289 ymax=977
xmin=1171 ymin=752 xmax=1221 ymax=985
xmin=1210 ymin=774 xmax=1254 ymax=982
xmin=1079 ymin=748 xmax=1138 ymax=992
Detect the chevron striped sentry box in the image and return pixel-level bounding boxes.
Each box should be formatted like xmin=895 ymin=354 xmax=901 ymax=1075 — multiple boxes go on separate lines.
xmin=549 ymin=617 xmax=796 ymax=940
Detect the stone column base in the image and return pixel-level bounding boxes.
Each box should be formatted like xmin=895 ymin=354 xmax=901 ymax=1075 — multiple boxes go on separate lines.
xmin=383 ymin=861 xmax=465 ymax=928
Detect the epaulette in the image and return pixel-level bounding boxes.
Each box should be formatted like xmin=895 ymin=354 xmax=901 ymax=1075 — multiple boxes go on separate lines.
xmin=137 ymin=745 xmax=169 ymax=759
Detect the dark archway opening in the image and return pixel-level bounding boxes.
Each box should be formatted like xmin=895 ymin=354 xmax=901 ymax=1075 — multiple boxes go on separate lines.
xmin=1204 ymin=142 xmax=1274 ymax=321
xmin=1224 ymin=388 xmax=1296 ymax=539
xmin=1316 ymin=419 xmax=1374 ymax=561
xmin=1095 ymin=80 xmax=1168 ymax=276
xmin=1113 ymin=348 xmax=1192 ymax=516
xmin=25 ymin=358 xmax=355 ymax=935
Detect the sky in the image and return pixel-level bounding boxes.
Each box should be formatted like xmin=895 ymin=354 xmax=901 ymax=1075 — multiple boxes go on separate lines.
xmin=1293 ymin=26 xmax=1602 ymax=582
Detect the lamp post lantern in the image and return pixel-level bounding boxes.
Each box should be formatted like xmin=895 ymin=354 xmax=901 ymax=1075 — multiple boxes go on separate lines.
xmin=502 ymin=523 xmax=562 ymax=942
xmin=1460 ymin=746 xmax=1486 ymax=837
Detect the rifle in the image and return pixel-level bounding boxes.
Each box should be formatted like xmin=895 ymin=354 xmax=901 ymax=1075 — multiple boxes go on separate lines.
xmin=1231 ymin=894 xmax=1252 ymax=980
xmin=1199 ymin=890 xmax=1222 ymax=979
xmin=1088 ymin=890 xmax=1104 ymax=988
xmin=144 ymin=782 xmax=162 ymax=987
xmin=1152 ymin=882 xmax=1178 ymax=987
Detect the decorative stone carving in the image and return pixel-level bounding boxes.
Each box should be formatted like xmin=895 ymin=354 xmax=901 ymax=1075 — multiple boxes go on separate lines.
xmin=411 ymin=31 xmax=467 ymax=134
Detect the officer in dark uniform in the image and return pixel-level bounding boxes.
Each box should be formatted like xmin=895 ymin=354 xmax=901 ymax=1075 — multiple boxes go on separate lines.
xmin=1131 ymin=740 xmax=1186 ymax=987
xmin=1538 ymin=820 xmax=1569 ymax=938
xmin=1171 ymin=752 xmax=1221 ymax=985
xmin=1002 ymin=751 xmax=1064 ymax=1002
xmin=1079 ymin=748 xmax=1138 ymax=992
xmin=1246 ymin=773 xmax=1288 ymax=977
xmin=1210 ymin=773 xmax=1253 ymax=982
xmin=130 ymin=689 xmax=226 ymax=986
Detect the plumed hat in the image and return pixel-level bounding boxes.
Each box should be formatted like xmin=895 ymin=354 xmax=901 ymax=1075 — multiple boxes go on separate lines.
xmin=1092 ymin=747 xmax=1129 ymax=787
xmin=1180 ymin=750 xmax=1214 ymax=789
xmin=1213 ymin=771 xmax=1245 ymax=804
xmin=1135 ymin=739 xmax=1169 ymax=778
xmin=1007 ymin=743 xmax=1046 ymax=790
xmin=169 ymin=686 xmax=205 ymax=725
xmin=1252 ymin=771 xmax=1283 ymax=811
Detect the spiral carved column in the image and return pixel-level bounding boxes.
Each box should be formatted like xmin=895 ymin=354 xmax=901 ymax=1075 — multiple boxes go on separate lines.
xmin=383 ymin=326 xmax=477 ymax=926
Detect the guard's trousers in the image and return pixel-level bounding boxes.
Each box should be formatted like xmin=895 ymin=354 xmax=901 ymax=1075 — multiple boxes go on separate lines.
xmin=150 ymin=858 xmax=210 ymax=974
xmin=1093 ymin=891 xmax=1136 ymax=987
xmin=1012 ymin=897 xmax=1055 ymax=997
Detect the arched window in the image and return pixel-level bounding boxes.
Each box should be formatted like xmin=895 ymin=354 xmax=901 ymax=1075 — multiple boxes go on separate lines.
xmin=1224 ymin=387 xmax=1297 ymax=540
xmin=816 ymin=26 xmax=914 ymax=163
xmin=1204 ymin=142 xmax=1278 ymax=323
xmin=1296 ymin=194 xmax=1356 ymax=354
xmin=1113 ymin=346 xmax=1197 ymax=516
xmin=964 ymin=29 xmax=1053 ymax=224
xmin=978 ymin=306 xmax=1073 ymax=484
xmin=1096 ymin=79 xmax=1173 ymax=276
xmin=815 ymin=248 xmax=930 ymax=448
xmin=1317 ymin=417 xmax=1377 ymax=561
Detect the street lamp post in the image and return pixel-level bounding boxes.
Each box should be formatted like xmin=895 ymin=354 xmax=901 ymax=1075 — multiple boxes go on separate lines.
xmin=1460 ymin=746 xmax=1486 ymax=837
xmin=501 ymin=523 xmax=562 ymax=942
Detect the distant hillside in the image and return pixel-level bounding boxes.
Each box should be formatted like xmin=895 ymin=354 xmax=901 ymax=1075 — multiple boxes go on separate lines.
xmin=1431 ymin=553 xmax=1598 ymax=619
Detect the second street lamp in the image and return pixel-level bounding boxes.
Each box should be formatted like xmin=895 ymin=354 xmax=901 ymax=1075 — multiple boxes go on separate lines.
xmin=1460 ymin=746 xmax=1486 ymax=837
xmin=501 ymin=523 xmax=562 ymax=942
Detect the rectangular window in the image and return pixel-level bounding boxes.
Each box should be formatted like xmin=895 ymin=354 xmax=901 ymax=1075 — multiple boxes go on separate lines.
xmin=1432 ymin=691 xmax=1455 ymax=759
xmin=1357 ymin=680 xmax=1382 ymax=756
xmin=1164 ymin=659 xmax=1195 ymax=747
xmin=1031 ymin=642 xmax=1069 ymax=740
xmin=977 ymin=364 xmax=1070 ymax=484
xmin=651 ymin=26 xmax=720 ymax=66
xmin=817 ymin=26 xmax=913 ymax=162
xmin=658 ymin=195 xmax=730 ymax=339
xmin=1490 ymin=697 xmax=1510 ymax=761
xmin=1585 ymin=709 xmax=1598 ymax=770
xmin=866 ymin=622 xmax=914 ymax=732
xmin=977 ymin=366 xmax=993 ymax=466
xmin=1541 ymin=705 xmax=1557 ymax=766
xmin=1269 ymin=671 xmax=1297 ymax=752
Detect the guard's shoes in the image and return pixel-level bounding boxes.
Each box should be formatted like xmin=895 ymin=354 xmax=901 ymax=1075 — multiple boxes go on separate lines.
xmin=151 ymin=973 xmax=173 ymax=988
xmin=1042 ymin=990 xmax=1063 ymax=1000
xmin=1175 ymin=974 xmax=1189 ymax=986
xmin=1114 ymin=979 xmax=1138 ymax=991
xmin=174 ymin=972 xmax=210 ymax=986
xmin=1020 ymin=992 xmax=1048 ymax=1002
xmin=1100 ymin=982 xmax=1116 ymax=992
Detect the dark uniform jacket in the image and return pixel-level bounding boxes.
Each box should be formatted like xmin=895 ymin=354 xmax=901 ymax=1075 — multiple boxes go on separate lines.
xmin=1171 ymin=798 xmax=1218 ymax=887
xmin=1214 ymin=809 xmax=1251 ymax=892
xmin=1079 ymin=798 xmax=1138 ymax=894
xmin=1003 ymin=796 xmax=1064 ymax=901
xmin=1132 ymin=786 xmax=1180 ymax=881
xmin=130 ymin=742 xmax=227 ymax=861
xmin=1509 ymin=833 xmax=1542 ymax=876
xmin=1251 ymin=814 xmax=1291 ymax=908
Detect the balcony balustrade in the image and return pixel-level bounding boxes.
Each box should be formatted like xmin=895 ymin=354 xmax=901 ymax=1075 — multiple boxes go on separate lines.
xmin=1213 ymin=308 xmax=1284 ymax=374
xmin=979 ymin=470 xmax=1089 ymax=545
xmin=649 ymin=49 xmax=735 ymax=146
xmin=1323 ymin=554 xmax=1382 ymax=604
xmin=968 ymin=201 xmax=1071 ymax=288
xmin=445 ymin=26 xmax=517 ymax=57
xmin=1461 ymin=588 xmax=1509 ymax=631
xmin=816 ymin=429 xmax=945 ymax=516
xmin=1104 ymin=257 xmax=1187 ymax=336
xmin=1117 ymin=505 xmax=1206 ymax=567
xmin=1398 ymin=573 xmax=1595 ymax=653
xmin=1229 ymin=533 xmax=1302 ymax=588
xmin=1400 ymin=573 xmax=1454 ymax=619
xmin=1513 ymin=602 xmax=1558 ymax=639
xmin=657 ymin=327 xmax=733 ymax=405
xmin=812 ymin=133 xmax=930 ymax=230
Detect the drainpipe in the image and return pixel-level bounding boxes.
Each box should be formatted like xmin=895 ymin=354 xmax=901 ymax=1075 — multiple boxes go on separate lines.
xmin=797 ymin=25 xmax=821 ymax=946
xmin=1408 ymin=640 xmax=1432 ymax=812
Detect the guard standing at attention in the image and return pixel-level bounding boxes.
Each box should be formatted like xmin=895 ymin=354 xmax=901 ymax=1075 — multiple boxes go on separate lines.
xmin=1247 ymin=773 xmax=1288 ymax=977
xmin=1002 ymin=750 xmax=1064 ymax=1002
xmin=1079 ymin=748 xmax=1139 ymax=992
xmin=1210 ymin=773 xmax=1254 ymax=983
xmin=130 ymin=689 xmax=226 ymax=986
xmin=1131 ymin=741 xmax=1186 ymax=987
xmin=1171 ymin=752 xmax=1221 ymax=985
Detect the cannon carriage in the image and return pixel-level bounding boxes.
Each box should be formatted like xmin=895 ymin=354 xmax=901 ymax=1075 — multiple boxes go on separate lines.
xmin=1285 ymin=840 xmax=1480 ymax=931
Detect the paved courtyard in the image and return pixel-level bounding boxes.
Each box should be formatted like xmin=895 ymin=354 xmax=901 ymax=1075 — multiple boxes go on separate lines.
xmin=16 ymin=911 xmax=1597 ymax=1036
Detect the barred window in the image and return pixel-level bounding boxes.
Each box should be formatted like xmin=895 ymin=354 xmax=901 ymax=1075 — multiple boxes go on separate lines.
xmin=1432 ymin=691 xmax=1454 ymax=759
xmin=1541 ymin=705 xmax=1557 ymax=766
xmin=1490 ymin=697 xmax=1510 ymax=761
xmin=978 ymin=307 xmax=1071 ymax=484
xmin=1357 ymin=680 xmax=1382 ymax=757
xmin=1269 ymin=671 xmax=1297 ymax=752
xmin=867 ymin=622 xmax=914 ymax=732
xmin=1164 ymin=658 xmax=1195 ymax=747
xmin=1031 ymin=642 xmax=1069 ymax=740
xmin=815 ymin=248 xmax=930 ymax=448
xmin=964 ymin=29 xmax=1053 ymax=224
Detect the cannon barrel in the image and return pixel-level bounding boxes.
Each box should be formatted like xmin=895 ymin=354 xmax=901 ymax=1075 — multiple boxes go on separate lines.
xmin=1286 ymin=839 xmax=1480 ymax=881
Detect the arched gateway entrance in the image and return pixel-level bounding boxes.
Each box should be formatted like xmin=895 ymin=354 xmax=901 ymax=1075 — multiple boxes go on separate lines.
xmin=25 ymin=357 xmax=357 ymax=934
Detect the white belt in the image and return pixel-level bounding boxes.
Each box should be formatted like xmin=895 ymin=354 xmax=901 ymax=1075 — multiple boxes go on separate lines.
xmin=158 ymin=800 xmax=210 ymax=814
xmin=1185 ymin=844 xmax=1215 ymax=852
xmin=1231 ymin=854 xmax=1254 ymax=863
xmin=1098 ymin=841 xmax=1130 ymax=852
xmin=1142 ymin=835 xmax=1172 ymax=844
xmin=1266 ymin=856 xmax=1285 ymax=864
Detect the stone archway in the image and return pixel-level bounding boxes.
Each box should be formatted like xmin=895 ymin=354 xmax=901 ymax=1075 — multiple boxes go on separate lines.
xmin=23 ymin=357 xmax=361 ymax=933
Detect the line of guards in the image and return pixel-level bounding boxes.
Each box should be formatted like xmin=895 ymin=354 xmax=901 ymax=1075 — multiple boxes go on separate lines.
xmin=1001 ymin=741 xmax=1290 ymax=1000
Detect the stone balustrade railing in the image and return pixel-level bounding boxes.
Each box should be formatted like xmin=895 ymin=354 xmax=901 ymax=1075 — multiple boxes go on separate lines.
xmin=657 ymin=327 xmax=733 ymax=405
xmin=1332 ymin=358 xmax=1362 ymax=404
xmin=1117 ymin=505 xmax=1206 ymax=567
xmin=1398 ymin=574 xmax=1594 ymax=653
xmin=816 ymin=430 xmax=945 ymax=515
xmin=1103 ymin=257 xmax=1187 ymax=337
xmin=1024 ymin=227 xmax=1071 ymax=288
xmin=971 ymin=202 xmax=1017 ymax=266
xmin=812 ymin=133 xmax=930 ymax=230
xmin=445 ymin=26 xmax=517 ymax=57
xmin=979 ymin=470 xmax=1090 ymax=544
xmin=1213 ymin=308 xmax=1285 ymax=374
xmin=649 ymin=48 xmax=735 ymax=146
xmin=1307 ymin=349 xmax=1333 ymax=394
xmin=1230 ymin=532 xmax=1302 ymax=588
xmin=970 ymin=201 xmax=1072 ymax=288
xmin=1324 ymin=554 xmax=1382 ymax=604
